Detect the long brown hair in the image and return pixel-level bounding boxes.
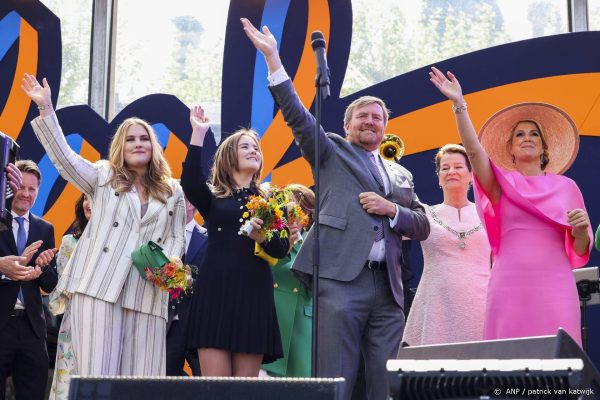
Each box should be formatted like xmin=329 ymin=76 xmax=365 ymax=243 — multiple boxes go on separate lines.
xmin=72 ymin=194 xmax=90 ymax=239
xmin=209 ymin=129 xmax=264 ymax=198
xmin=107 ymin=118 xmax=173 ymax=202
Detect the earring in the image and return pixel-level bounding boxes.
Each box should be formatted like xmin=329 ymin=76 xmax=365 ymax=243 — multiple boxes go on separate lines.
xmin=512 ymin=155 xmax=515 ymax=164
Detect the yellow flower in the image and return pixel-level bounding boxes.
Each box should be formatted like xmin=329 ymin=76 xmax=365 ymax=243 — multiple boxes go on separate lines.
xmin=242 ymin=211 xmax=249 ymax=218
xmin=274 ymin=208 xmax=283 ymax=218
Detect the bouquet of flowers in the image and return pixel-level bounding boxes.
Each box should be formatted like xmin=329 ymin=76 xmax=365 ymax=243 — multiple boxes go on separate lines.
xmin=286 ymin=202 xmax=310 ymax=244
xmin=143 ymin=256 xmax=195 ymax=301
xmin=238 ymin=186 xmax=289 ymax=242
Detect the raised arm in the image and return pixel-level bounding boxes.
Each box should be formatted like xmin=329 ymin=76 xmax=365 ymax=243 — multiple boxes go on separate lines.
xmin=21 ymin=74 xmax=98 ymax=197
xmin=429 ymin=67 xmax=500 ymax=204
xmin=181 ymin=106 xmax=213 ymax=217
xmin=240 ymin=18 xmax=334 ymax=166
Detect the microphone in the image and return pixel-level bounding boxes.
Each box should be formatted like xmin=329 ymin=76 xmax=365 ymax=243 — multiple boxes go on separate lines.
xmin=311 ymin=31 xmax=330 ymax=99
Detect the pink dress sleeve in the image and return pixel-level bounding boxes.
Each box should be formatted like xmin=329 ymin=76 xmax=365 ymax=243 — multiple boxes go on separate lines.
xmin=473 ymin=159 xmax=591 ymax=269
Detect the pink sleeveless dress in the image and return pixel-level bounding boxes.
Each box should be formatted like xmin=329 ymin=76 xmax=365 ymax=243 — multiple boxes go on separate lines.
xmin=474 ymin=161 xmax=592 ymax=345
xmin=403 ymin=203 xmax=491 ymax=346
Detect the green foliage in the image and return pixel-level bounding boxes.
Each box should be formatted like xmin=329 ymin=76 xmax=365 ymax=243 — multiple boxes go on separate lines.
xmin=340 ymin=0 xmax=568 ymax=97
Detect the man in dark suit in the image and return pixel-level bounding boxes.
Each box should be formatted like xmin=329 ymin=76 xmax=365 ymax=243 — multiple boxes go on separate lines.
xmin=0 ymin=160 xmax=58 ymax=400
xmin=166 ymin=198 xmax=207 ymax=376
xmin=242 ymin=20 xmax=430 ymax=400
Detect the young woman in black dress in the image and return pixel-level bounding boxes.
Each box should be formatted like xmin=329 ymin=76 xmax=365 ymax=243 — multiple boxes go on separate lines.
xmin=181 ymin=106 xmax=288 ymax=377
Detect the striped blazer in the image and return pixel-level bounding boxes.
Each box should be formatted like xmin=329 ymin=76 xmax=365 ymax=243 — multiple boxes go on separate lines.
xmin=31 ymin=114 xmax=186 ymax=320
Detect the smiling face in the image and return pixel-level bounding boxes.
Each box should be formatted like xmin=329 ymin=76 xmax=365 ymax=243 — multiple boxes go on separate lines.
xmin=236 ymin=134 xmax=262 ymax=174
xmin=438 ymin=152 xmax=472 ymax=194
xmin=12 ymin=172 xmax=39 ymax=216
xmin=123 ymin=123 xmax=153 ymax=170
xmin=344 ymin=99 xmax=388 ymax=152
xmin=508 ymin=120 xmax=547 ymax=165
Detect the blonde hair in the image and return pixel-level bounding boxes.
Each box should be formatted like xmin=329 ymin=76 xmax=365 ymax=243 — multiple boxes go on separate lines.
xmin=343 ymin=96 xmax=390 ymax=127
xmin=107 ymin=118 xmax=173 ymax=202
xmin=15 ymin=159 xmax=41 ymax=185
xmin=209 ymin=129 xmax=265 ymax=198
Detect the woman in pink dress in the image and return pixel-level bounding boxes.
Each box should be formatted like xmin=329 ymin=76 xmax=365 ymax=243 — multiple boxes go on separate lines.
xmin=403 ymin=144 xmax=491 ymax=346
xmin=430 ymin=67 xmax=592 ymax=345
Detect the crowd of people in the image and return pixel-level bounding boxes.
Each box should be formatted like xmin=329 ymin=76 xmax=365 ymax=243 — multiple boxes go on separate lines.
xmin=0 ymin=17 xmax=595 ymax=400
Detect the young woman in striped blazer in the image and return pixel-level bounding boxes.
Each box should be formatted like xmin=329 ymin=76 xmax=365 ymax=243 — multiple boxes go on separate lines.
xmin=22 ymin=74 xmax=186 ymax=397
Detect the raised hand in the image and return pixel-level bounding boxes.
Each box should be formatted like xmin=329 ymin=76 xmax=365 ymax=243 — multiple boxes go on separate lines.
xmin=5 ymin=163 xmax=22 ymax=193
xmin=240 ymin=18 xmax=282 ymax=73
xmin=189 ymin=105 xmax=210 ymax=147
xmin=21 ymin=73 xmax=52 ymax=110
xmin=190 ymin=105 xmax=210 ymax=134
xmin=429 ymin=67 xmax=464 ymax=104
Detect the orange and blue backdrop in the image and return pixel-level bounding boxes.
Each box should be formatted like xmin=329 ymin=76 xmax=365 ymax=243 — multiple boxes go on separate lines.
xmin=2 ymin=0 xmax=600 ymax=365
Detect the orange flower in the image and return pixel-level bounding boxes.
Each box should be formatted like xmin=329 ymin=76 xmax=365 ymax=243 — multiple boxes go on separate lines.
xmin=163 ymin=263 xmax=178 ymax=278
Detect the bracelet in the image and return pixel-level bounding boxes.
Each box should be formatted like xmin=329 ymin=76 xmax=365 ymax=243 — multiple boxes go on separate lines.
xmin=452 ymin=102 xmax=467 ymax=114
xmin=37 ymin=104 xmax=53 ymax=111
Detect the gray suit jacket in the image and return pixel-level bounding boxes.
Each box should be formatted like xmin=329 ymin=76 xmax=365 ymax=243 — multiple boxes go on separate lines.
xmin=31 ymin=114 xmax=186 ymax=320
xmin=270 ymin=80 xmax=430 ymax=307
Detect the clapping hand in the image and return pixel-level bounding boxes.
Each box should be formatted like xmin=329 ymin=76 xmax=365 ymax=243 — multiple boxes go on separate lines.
xmin=0 ymin=255 xmax=29 ymax=281
xmin=429 ymin=66 xmax=464 ymax=104
xmin=21 ymin=240 xmax=43 ymax=265
xmin=35 ymin=248 xmax=57 ymax=270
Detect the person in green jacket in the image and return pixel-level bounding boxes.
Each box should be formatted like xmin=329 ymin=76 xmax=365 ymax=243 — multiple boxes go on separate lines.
xmin=263 ymin=184 xmax=315 ymax=377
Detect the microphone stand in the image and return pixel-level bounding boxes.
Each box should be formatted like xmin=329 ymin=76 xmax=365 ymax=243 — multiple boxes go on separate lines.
xmin=311 ymin=73 xmax=329 ymax=378
xmin=577 ymin=279 xmax=599 ymax=353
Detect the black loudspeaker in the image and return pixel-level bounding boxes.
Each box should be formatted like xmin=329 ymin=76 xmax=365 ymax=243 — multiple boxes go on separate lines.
xmin=0 ymin=131 xmax=18 ymax=222
xmin=390 ymin=329 xmax=600 ymax=399
xmin=69 ymin=376 xmax=344 ymax=400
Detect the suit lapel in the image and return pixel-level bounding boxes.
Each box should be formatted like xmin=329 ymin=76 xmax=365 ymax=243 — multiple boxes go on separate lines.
xmin=383 ymin=159 xmax=409 ymax=189
xmin=140 ymin=196 xmax=163 ymax=226
xmin=2 ymin=214 xmax=17 ymax=255
xmin=26 ymin=214 xmax=40 ymax=246
xmin=185 ymin=226 xmax=202 ymax=264
xmin=124 ymin=190 xmax=141 ymax=225
xmin=350 ymin=143 xmax=385 ymax=194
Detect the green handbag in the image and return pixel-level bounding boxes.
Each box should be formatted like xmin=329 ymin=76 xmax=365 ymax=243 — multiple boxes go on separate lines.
xmin=131 ymin=241 xmax=170 ymax=278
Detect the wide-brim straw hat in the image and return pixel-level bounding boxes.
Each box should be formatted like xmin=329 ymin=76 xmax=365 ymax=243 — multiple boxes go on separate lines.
xmin=478 ymin=102 xmax=579 ymax=175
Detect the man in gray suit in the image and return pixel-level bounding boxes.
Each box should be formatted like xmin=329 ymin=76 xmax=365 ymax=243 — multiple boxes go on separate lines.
xmin=242 ymin=19 xmax=430 ymax=400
